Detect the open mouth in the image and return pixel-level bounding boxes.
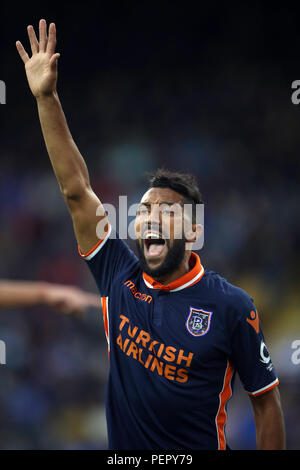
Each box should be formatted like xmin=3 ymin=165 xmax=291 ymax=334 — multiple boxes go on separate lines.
xmin=143 ymin=231 xmax=167 ymax=259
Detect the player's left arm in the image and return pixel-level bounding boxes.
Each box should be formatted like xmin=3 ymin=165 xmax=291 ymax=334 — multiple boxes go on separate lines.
xmin=249 ymin=387 xmax=286 ymax=450
xmin=227 ymin=289 xmax=286 ymax=450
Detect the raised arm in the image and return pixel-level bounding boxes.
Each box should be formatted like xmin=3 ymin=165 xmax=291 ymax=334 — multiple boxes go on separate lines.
xmin=16 ymin=19 xmax=108 ymax=254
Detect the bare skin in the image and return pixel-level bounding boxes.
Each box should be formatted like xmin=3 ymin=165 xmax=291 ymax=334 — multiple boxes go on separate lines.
xmin=250 ymin=387 xmax=286 ymax=450
xmin=0 ymin=280 xmax=100 ymax=316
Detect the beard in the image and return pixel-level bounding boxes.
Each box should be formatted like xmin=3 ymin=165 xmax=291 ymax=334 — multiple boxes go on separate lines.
xmin=135 ymin=237 xmax=186 ymax=280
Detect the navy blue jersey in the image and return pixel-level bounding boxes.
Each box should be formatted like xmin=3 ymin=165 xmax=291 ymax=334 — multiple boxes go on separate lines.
xmin=79 ymin=224 xmax=279 ymax=450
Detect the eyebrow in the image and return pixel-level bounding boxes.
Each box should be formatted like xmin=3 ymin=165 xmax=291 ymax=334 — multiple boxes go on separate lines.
xmin=139 ymin=201 xmax=183 ymax=206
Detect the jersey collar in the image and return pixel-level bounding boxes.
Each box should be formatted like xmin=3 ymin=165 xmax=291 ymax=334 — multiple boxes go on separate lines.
xmin=142 ymin=252 xmax=205 ymax=292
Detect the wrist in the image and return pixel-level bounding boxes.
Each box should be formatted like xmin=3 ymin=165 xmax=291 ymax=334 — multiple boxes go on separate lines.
xmin=37 ymin=282 xmax=51 ymax=305
xmin=36 ymin=90 xmax=58 ymax=103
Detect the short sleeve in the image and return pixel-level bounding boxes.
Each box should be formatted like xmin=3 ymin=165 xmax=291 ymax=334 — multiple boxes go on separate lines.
xmin=228 ymin=293 xmax=279 ymax=397
xmin=78 ymin=223 xmax=138 ymax=297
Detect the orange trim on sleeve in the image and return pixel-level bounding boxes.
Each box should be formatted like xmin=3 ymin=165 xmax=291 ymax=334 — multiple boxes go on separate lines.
xmin=78 ymin=222 xmax=110 ymax=258
xmin=248 ymin=378 xmax=279 ymax=397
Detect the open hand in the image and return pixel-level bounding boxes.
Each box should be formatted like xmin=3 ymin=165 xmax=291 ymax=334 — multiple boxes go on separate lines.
xmin=16 ymin=19 xmax=60 ymax=98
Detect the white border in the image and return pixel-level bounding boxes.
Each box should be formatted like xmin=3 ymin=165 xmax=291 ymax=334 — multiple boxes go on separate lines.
xmin=248 ymin=378 xmax=279 ymax=396
xmin=105 ymin=297 xmax=110 ymax=351
xmin=83 ymin=224 xmax=112 ymax=261
xmin=143 ymin=265 xmax=204 ymax=292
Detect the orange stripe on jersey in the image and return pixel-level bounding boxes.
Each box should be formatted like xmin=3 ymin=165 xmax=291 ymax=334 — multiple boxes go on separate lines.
xmin=101 ymin=296 xmax=110 ymax=356
xmin=78 ymin=222 xmax=111 ymax=259
xmin=248 ymin=378 xmax=279 ymax=397
xmin=215 ymin=361 xmax=234 ymax=450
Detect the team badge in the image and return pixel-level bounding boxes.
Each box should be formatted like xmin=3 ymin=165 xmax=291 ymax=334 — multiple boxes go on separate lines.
xmin=186 ymin=307 xmax=213 ymax=337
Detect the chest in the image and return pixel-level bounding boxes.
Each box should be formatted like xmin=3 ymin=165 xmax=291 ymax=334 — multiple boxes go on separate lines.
xmin=108 ymin=279 xmax=230 ymax=377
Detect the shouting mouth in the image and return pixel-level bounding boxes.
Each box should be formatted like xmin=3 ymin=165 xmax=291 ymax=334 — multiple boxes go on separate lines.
xmin=143 ymin=231 xmax=167 ymax=259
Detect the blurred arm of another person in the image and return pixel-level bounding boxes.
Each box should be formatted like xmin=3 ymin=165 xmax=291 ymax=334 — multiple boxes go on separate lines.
xmin=0 ymin=280 xmax=100 ymax=316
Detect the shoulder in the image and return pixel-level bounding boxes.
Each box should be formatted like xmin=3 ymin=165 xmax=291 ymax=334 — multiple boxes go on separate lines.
xmin=202 ymin=269 xmax=255 ymax=316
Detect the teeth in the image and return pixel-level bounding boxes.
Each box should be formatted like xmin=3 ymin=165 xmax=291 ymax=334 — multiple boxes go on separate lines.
xmin=145 ymin=232 xmax=160 ymax=239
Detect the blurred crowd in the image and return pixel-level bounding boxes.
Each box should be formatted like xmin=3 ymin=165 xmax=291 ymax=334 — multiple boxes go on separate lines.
xmin=1 ymin=4 xmax=300 ymax=450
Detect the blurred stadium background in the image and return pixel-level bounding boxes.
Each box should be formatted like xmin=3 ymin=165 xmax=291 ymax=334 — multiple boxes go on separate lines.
xmin=0 ymin=2 xmax=299 ymax=449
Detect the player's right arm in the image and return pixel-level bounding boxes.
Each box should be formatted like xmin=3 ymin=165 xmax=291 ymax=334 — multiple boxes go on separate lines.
xmin=16 ymin=19 xmax=107 ymax=254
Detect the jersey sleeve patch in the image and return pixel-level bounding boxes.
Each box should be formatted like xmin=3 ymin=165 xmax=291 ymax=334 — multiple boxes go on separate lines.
xmin=246 ymin=309 xmax=260 ymax=334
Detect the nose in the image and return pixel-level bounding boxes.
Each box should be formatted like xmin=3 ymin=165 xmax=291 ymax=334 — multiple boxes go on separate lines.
xmin=147 ymin=204 xmax=161 ymax=227
xmin=139 ymin=204 xmax=163 ymax=237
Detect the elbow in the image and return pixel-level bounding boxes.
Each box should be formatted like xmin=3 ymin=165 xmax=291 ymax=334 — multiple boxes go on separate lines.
xmin=61 ymin=179 xmax=90 ymax=201
xmin=61 ymin=186 xmax=81 ymax=201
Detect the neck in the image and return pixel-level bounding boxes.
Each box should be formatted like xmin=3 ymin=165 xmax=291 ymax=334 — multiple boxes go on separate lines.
xmin=153 ymin=251 xmax=191 ymax=285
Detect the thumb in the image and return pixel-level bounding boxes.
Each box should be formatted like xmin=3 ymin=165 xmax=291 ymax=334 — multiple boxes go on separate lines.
xmin=50 ymin=53 xmax=60 ymax=69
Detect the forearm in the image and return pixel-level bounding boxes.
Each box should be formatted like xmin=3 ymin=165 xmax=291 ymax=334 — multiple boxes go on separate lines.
xmin=253 ymin=398 xmax=286 ymax=449
xmin=36 ymin=91 xmax=90 ymax=198
xmin=0 ymin=281 xmax=49 ymax=309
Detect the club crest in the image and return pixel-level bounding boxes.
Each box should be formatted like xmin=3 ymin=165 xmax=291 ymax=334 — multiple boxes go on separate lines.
xmin=186 ymin=308 xmax=213 ymax=337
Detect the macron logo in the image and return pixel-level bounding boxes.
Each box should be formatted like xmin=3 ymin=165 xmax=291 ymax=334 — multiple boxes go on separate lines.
xmin=124 ymin=280 xmax=152 ymax=304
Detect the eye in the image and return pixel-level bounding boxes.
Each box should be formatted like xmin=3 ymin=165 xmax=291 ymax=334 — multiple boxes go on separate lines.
xmin=138 ymin=206 xmax=149 ymax=216
xmin=160 ymin=204 xmax=182 ymax=216
xmin=161 ymin=208 xmax=173 ymax=216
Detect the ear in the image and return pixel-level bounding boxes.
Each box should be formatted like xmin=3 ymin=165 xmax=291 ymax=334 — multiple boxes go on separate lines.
xmin=185 ymin=224 xmax=203 ymax=250
xmin=185 ymin=223 xmax=203 ymax=242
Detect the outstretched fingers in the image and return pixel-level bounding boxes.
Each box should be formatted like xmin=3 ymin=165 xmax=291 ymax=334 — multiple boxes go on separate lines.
xmin=16 ymin=41 xmax=29 ymax=64
xmin=39 ymin=19 xmax=48 ymax=52
xmin=46 ymin=22 xmax=57 ymax=55
xmin=16 ymin=20 xmax=59 ymax=65
xmin=27 ymin=25 xmax=39 ymax=54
